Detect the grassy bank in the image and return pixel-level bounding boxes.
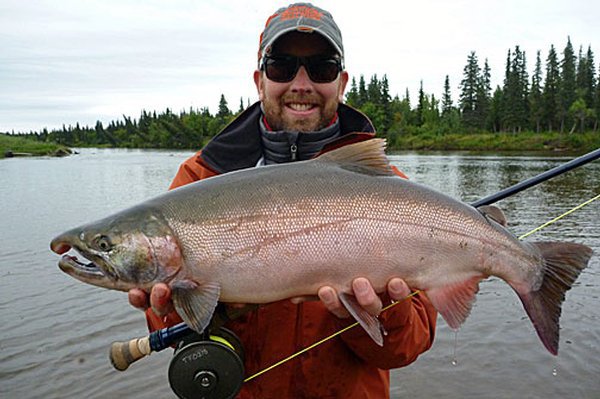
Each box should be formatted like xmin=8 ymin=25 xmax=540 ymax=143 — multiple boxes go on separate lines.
xmin=2 ymin=130 xmax=597 ymax=158
xmin=388 ymin=131 xmax=599 ymax=153
xmin=0 ymin=133 xmax=71 ymax=159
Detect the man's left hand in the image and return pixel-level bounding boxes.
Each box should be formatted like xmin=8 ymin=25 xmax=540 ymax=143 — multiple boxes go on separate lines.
xmin=291 ymin=277 xmax=411 ymax=319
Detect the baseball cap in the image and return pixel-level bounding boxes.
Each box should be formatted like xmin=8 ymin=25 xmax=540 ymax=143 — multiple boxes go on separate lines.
xmin=258 ymin=3 xmax=344 ymax=66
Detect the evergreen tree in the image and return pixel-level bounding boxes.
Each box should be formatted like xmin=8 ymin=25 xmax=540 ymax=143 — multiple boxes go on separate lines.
xmin=476 ymin=58 xmax=492 ymax=129
xmin=217 ymin=94 xmax=231 ymax=119
xmin=367 ymin=74 xmax=381 ymax=104
xmin=440 ymin=75 xmax=459 ymax=132
xmin=416 ymin=80 xmax=425 ymax=127
xmin=345 ymin=77 xmax=360 ymax=106
xmin=543 ymin=45 xmax=561 ymax=131
xmin=488 ymin=86 xmax=504 ymax=132
xmin=380 ymin=75 xmax=391 ymax=105
xmin=459 ymin=51 xmax=481 ymax=128
xmin=529 ymin=51 xmax=544 ymax=132
xmin=358 ymin=75 xmax=368 ymax=107
xmin=442 ymin=75 xmax=453 ymax=116
xmin=380 ymin=75 xmax=392 ymax=131
xmin=559 ymin=37 xmax=577 ymax=131
xmin=502 ymin=46 xmax=529 ymax=132
xmin=576 ymin=45 xmax=597 ymax=129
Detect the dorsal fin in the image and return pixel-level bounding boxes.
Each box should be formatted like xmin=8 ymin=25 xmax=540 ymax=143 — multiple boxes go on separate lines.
xmin=478 ymin=205 xmax=508 ymax=226
xmin=315 ymin=138 xmax=395 ymax=176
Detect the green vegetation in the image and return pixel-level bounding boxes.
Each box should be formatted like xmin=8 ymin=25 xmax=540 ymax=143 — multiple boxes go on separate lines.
xmin=0 ymin=133 xmax=70 ymax=159
xmin=3 ymin=38 xmax=599 ymax=154
xmin=389 ymin=131 xmax=599 ymax=152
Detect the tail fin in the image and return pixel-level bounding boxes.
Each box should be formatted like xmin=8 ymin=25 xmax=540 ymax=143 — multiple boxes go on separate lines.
xmin=518 ymin=242 xmax=592 ymax=355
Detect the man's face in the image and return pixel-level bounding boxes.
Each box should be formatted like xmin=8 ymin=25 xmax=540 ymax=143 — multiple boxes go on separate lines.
xmin=254 ymin=31 xmax=348 ymax=132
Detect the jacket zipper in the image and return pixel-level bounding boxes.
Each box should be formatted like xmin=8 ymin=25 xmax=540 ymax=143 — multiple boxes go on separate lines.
xmin=290 ymin=143 xmax=298 ymax=161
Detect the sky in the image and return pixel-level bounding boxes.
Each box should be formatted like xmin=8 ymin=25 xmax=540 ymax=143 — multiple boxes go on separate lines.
xmin=1 ymin=0 xmax=599 ymax=133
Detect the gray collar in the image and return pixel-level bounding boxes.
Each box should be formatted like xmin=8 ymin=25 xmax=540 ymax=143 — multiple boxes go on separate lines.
xmin=259 ymin=116 xmax=341 ymax=165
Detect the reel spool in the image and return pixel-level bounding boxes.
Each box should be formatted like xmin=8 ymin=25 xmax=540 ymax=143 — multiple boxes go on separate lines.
xmin=168 ymin=328 xmax=245 ymax=399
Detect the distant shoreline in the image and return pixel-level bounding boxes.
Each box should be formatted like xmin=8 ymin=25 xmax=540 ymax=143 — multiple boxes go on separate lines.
xmin=0 ymin=133 xmax=71 ymax=159
xmin=387 ymin=131 xmax=598 ymax=154
xmin=2 ymin=130 xmax=597 ymax=159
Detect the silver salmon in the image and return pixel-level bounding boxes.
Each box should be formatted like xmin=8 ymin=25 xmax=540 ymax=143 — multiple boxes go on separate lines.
xmin=50 ymin=139 xmax=592 ymax=354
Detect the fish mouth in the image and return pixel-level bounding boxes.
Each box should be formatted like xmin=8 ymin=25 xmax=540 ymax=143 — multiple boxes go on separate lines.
xmin=51 ymin=239 xmax=118 ymax=283
xmin=58 ymin=253 xmax=106 ymax=279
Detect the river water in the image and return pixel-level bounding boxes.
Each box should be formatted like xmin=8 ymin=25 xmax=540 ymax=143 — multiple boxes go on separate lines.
xmin=1 ymin=148 xmax=598 ymax=398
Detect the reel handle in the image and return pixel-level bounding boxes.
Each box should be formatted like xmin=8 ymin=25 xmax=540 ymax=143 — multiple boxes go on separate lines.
xmin=110 ymin=337 xmax=152 ymax=371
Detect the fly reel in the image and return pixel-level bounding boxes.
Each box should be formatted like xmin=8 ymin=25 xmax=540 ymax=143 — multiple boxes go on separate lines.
xmin=168 ymin=328 xmax=245 ymax=399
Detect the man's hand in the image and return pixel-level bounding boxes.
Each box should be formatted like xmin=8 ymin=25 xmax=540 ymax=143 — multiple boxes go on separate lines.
xmin=128 ymin=284 xmax=249 ymax=319
xmin=317 ymin=277 xmax=411 ymax=319
xmin=128 ymin=283 xmax=174 ymax=317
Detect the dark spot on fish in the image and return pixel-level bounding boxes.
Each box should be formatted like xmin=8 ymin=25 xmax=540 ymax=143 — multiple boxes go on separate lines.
xmin=459 ymin=241 xmax=468 ymax=249
xmin=420 ymin=257 xmax=425 ymax=262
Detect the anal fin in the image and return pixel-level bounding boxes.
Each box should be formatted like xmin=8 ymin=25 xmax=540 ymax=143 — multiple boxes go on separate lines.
xmin=171 ymin=279 xmax=221 ymax=334
xmin=426 ymin=276 xmax=482 ymax=329
xmin=339 ymin=292 xmax=384 ymax=346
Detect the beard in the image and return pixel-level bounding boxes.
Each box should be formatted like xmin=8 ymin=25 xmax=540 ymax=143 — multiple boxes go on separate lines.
xmin=262 ymin=93 xmax=339 ymax=132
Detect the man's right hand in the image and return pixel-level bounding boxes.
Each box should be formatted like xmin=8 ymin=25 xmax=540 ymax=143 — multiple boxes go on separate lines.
xmin=128 ymin=283 xmax=174 ymax=317
xmin=129 ymin=284 xmax=251 ymax=329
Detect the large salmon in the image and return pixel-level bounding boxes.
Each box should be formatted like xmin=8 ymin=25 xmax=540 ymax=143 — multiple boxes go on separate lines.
xmin=50 ymin=139 xmax=592 ymax=355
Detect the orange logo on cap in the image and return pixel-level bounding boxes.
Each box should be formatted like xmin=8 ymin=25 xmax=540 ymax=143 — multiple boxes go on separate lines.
xmin=280 ymin=5 xmax=322 ymax=21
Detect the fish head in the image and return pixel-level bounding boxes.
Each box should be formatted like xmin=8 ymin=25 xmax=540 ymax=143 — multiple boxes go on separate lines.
xmin=50 ymin=205 xmax=183 ymax=291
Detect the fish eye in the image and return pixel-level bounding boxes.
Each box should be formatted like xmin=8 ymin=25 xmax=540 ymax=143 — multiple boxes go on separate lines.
xmin=95 ymin=235 xmax=112 ymax=252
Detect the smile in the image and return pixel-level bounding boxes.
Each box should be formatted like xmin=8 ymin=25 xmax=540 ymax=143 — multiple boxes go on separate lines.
xmin=287 ymin=103 xmax=316 ymax=112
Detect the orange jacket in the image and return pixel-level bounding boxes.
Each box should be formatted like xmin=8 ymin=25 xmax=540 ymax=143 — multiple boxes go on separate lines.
xmin=147 ymin=104 xmax=437 ymax=398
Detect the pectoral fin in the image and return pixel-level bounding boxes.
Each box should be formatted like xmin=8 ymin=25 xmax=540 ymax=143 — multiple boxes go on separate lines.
xmin=171 ymin=279 xmax=221 ymax=334
xmin=339 ymin=292 xmax=384 ymax=346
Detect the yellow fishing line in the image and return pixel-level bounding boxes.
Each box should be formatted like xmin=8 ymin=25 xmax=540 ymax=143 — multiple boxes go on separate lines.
xmin=518 ymin=193 xmax=600 ymax=240
xmin=244 ymin=290 xmax=422 ymax=383
xmin=243 ymin=194 xmax=599 ymax=384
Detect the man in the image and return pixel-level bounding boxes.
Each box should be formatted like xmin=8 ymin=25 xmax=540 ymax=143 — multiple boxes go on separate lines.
xmin=129 ymin=3 xmax=436 ymax=398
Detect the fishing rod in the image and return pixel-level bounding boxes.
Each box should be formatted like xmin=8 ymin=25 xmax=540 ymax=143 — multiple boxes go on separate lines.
xmin=109 ymin=147 xmax=599 ymax=397
xmin=471 ymin=147 xmax=600 ymax=207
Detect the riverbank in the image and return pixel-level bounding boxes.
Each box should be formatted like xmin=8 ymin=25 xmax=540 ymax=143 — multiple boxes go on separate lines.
xmin=0 ymin=133 xmax=71 ymax=159
xmin=2 ymin=130 xmax=597 ymax=158
xmin=387 ymin=131 xmax=599 ymax=153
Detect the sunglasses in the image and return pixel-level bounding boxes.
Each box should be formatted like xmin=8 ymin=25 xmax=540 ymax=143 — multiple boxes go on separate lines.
xmin=260 ymin=54 xmax=343 ymax=83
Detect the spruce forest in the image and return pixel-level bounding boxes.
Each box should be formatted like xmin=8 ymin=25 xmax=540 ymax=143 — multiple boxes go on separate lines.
xmin=10 ymin=38 xmax=600 ymax=151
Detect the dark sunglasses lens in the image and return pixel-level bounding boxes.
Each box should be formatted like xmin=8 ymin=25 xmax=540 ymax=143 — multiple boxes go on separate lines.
xmin=264 ymin=56 xmax=340 ymax=83
xmin=265 ymin=59 xmax=298 ymax=82
xmin=307 ymin=60 xmax=340 ymax=83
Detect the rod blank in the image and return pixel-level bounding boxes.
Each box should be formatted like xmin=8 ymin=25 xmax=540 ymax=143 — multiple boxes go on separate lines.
xmin=471 ymin=148 xmax=600 ymax=207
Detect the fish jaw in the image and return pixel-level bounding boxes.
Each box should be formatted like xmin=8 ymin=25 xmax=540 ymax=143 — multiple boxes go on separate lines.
xmin=57 ymin=252 xmax=138 ymax=291
xmin=50 ymin=207 xmax=184 ymax=291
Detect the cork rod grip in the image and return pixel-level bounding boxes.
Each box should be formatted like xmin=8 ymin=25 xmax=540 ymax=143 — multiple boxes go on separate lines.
xmin=109 ymin=337 xmax=152 ymax=371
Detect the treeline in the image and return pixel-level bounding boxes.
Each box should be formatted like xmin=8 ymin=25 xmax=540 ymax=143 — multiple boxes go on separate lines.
xmin=346 ymin=37 xmax=599 ymax=147
xmin=13 ymin=38 xmax=599 ymax=150
xmin=20 ymin=95 xmax=240 ymax=149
